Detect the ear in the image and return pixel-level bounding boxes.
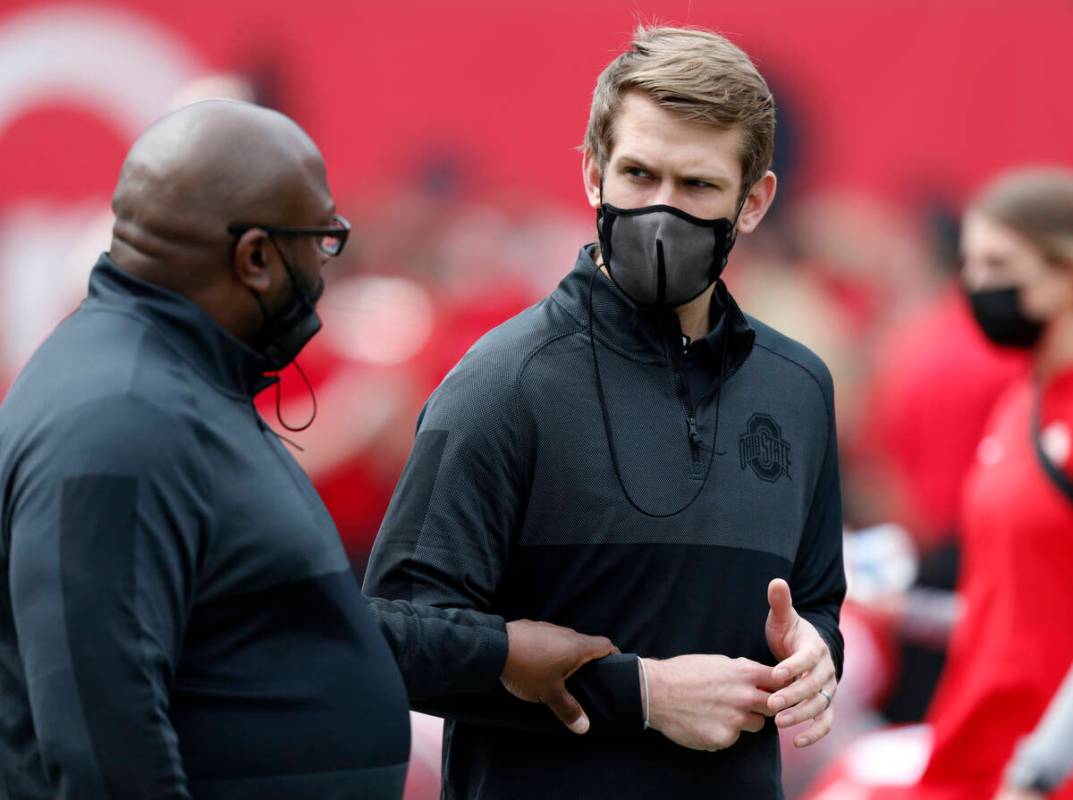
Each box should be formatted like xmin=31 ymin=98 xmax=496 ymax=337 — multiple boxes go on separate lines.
xmin=736 ymin=170 xmax=778 ymax=235
xmin=581 ymin=148 xmax=603 ymax=210
xmin=232 ymin=229 xmax=275 ymax=294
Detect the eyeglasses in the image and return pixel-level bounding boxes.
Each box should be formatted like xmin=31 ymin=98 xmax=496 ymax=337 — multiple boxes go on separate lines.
xmin=227 ymin=214 xmax=351 ymax=257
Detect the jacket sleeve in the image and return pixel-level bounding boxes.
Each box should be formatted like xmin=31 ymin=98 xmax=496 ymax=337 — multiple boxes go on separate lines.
xmin=8 ymin=396 xmax=208 ymax=798
xmin=363 ymin=357 xmax=642 ymax=731
xmin=791 ymin=373 xmax=847 ymax=681
xmin=364 ymin=595 xmax=509 ymax=698
xmin=367 ymin=595 xmax=640 ymax=731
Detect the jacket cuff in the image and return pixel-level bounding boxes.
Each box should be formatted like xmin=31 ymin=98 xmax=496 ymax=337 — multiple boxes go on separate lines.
xmin=801 ymin=612 xmax=844 ymax=682
xmin=564 ymin=653 xmax=644 ymax=731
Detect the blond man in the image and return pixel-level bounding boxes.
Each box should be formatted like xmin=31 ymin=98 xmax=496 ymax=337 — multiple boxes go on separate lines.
xmin=367 ymin=26 xmax=845 ymax=799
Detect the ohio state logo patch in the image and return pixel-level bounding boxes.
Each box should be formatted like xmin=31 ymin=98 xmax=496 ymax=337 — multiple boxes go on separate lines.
xmin=739 ymin=413 xmax=792 ymax=483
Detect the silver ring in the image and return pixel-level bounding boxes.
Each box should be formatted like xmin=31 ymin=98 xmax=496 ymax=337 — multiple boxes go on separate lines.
xmin=819 ymin=688 xmax=833 ymax=710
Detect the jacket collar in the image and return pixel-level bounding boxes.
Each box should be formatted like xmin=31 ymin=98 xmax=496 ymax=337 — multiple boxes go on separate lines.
xmin=84 ymin=253 xmax=277 ymax=398
xmin=551 ymin=245 xmax=755 ymax=370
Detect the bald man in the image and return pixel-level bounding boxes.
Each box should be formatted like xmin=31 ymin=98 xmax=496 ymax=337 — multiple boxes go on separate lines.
xmin=0 ymin=101 xmax=613 ymax=800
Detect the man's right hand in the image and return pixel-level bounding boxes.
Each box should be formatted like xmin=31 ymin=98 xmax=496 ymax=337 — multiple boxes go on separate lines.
xmin=643 ymin=654 xmax=785 ymax=751
xmin=501 ymin=619 xmax=618 ymax=735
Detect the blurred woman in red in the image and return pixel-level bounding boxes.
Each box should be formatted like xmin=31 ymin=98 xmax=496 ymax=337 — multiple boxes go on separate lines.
xmin=908 ymin=168 xmax=1073 ymax=800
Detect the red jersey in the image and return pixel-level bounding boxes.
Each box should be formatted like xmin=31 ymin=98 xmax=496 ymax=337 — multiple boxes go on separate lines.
xmin=913 ymin=368 xmax=1073 ymax=799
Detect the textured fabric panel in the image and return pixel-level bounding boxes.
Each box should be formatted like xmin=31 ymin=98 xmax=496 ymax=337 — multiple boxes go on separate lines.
xmin=0 ymin=524 xmax=51 ymax=799
xmin=189 ymin=761 xmax=408 ymax=800
xmin=173 ymin=570 xmax=410 ymax=780
xmin=364 ymin=430 xmax=448 ymax=605
xmin=517 ymin=335 xmax=824 ymax=559
xmin=499 ymin=543 xmax=792 ymax=663
xmin=442 ymin=720 xmax=784 ymax=800
xmin=60 ymin=475 xmax=159 ymax=798
xmin=367 ymin=323 xmax=544 ymax=613
xmin=6 ymin=393 xmax=208 ymax=800
xmin=390 ymin=430 xmax=448 ymax=553
xmin=366 ymin=595 xmax=508 ymax=699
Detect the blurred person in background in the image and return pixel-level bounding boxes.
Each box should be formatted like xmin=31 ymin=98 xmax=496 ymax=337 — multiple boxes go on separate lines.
xmin=852 ymin=167 xmax=1073 ymax=800
xmin=0 ymin=100 xmax=618 ymax=799
xmin=366 ymin=26 xmax=846 ymax=799
xmin=850 ymin=205 xmax=1027 ymax=725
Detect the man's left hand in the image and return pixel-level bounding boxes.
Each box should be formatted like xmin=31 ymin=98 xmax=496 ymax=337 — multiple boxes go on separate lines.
xmin=764 ymin=578 xmax=837 ymax=748
xmin=501 ymin=619 xmax=618 ymax=735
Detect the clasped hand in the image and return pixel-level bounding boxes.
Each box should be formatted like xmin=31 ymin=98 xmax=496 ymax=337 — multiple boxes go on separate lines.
xmin=643 ymin=578 xmax=837 ymax=751
xmin=499 ymin=579 xmax=837 ymax=752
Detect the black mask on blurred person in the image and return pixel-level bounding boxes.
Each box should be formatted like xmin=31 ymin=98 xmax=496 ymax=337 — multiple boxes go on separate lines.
xmin=967 ymin=286 xmax=1044 ymax=349
xmin=251 ymin=244 xmax=324 ymax=372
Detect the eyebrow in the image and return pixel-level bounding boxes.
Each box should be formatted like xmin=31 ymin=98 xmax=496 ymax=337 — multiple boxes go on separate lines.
xmin=615 ymin=155 xmax=731 ymax=185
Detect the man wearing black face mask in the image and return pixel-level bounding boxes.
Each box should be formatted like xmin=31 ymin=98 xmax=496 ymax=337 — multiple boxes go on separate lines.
xmin=231 ymin=221 xmax=333 ymax=371
xmin=0 ymin=100 xmax=618 ymax=800
xmin=366 ymin=26 xmax=846 ymax=800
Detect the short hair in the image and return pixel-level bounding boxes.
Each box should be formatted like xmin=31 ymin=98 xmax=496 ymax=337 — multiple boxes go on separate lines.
xmin=970 ymin=167 xmax=1073 ymax=266
xmin=583 ymin=26 xmax=776 ymax=195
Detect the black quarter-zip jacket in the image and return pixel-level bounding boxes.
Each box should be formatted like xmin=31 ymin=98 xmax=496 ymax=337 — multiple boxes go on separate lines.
xmin=365 ymin=246 xmax=846 ymax=799
xmin=0 ymin=256 xmax=508 ymax=799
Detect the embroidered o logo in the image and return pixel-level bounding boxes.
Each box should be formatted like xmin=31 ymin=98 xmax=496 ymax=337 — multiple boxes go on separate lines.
xmin=739 ymin=413 xmax=792 ymax=483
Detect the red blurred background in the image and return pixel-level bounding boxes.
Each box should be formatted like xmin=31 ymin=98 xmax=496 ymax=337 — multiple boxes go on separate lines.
xmin=2 ymin=2 xmax=1071 ymax=797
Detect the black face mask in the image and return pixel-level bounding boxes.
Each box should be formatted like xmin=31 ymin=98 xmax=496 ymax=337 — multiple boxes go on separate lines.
xmin=251 ymin=244 xmax=325 ymax=371
xmin=967 ymin=286 xmax=1044 ymax=349
xmin=596 ymin=196 xmax=744 ymax=309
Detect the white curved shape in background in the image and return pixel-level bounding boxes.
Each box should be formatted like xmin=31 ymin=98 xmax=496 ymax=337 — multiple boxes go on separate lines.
xmin=0 ymin=3 xmax=202 ymax=137
xmin=0 ymin=4 xmax=204 ymax=376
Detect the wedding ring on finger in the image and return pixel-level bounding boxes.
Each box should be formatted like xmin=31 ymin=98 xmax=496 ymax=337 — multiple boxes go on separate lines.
xmin=818 ymin=688 xmax=833 ymax=711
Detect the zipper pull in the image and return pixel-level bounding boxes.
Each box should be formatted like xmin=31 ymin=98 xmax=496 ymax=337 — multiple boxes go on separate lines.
xmin=688 ymin=415 xmax=701 ymax=447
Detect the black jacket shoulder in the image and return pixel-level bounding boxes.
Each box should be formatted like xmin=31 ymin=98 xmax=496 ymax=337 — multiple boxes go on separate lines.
xmin=746 ymin=314 xmax=836 ymax=410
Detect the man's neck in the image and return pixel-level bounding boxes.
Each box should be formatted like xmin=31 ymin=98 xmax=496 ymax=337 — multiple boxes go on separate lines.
xmin=674 ymin=284 xmax=717 ymax=341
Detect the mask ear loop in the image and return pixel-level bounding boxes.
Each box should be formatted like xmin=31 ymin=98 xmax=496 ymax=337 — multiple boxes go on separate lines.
xmin=713 ymin=185 xmax=752 ymax=271
xmin=596 ymin=175 xmax=613 ymax=267
xmin=255 ymin=233 xmax=320 ymax=436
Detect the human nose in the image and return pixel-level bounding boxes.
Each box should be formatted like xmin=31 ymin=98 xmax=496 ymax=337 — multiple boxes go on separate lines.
xmin=651 ymin=179 xmax=681 ymax=208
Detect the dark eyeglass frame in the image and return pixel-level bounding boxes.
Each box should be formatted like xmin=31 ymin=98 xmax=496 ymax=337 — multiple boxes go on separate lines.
xmin=227 ymin=214 xmax=351 ymax=257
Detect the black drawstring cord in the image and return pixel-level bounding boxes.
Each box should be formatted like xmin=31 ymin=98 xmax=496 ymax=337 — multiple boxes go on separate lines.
xmin=279 ymin=359 xmax=317 ymax=432
xmin=264 ymin=359 xmax=318 ymax=451
xmin=269 ymin=425 xmax=306 ymax=452
xmin=587 ymin=265 xmax=727 ymax=518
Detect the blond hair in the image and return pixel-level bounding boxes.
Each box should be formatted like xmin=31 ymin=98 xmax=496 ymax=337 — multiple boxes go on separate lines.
xmin=971 ymin=167 xmax=1073 ymax=266
xmin=584 ymin=26 xmax=776 ymax=195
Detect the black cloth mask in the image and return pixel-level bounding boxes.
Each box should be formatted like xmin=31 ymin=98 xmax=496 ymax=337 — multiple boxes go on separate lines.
xmin=597 ymin=201 xmax=742 ymax=309
xmin=967 ymin=286 xmax=1044 ymax=349
xmin=251 ymin=245 xmax=325 ymax=371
